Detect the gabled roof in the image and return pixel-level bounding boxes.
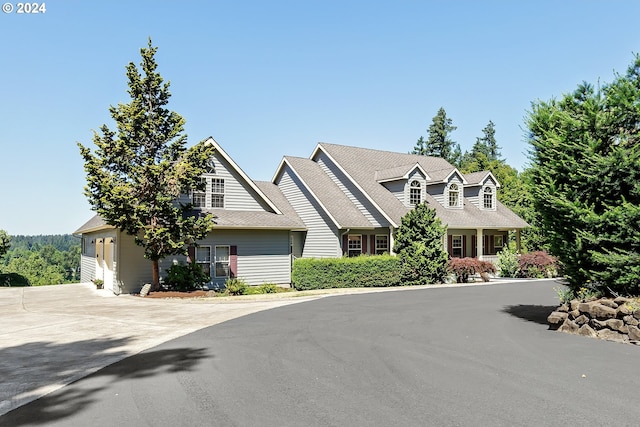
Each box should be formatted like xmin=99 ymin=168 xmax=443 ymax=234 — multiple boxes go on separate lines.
xmin=73 ymin=215 xmax=111 ymax=234
xmin=203 ymin=137 xmax=282 ymax=215
xmin=424 ymin=193 xmax=528 ymax=229
xmin=463 ymin=170 xmax=501 ymax=188
xmin=274 ymin=156 xmax=372 ymax=228
xmin=375 ymin=163 xmax=431 ymax=183
xmin=298 ymin=142 xmax=526 ymax=230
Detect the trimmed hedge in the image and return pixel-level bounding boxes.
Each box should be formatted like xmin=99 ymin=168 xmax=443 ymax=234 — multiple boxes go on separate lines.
xmin=292 ymin=255 xmax=402 ymax=290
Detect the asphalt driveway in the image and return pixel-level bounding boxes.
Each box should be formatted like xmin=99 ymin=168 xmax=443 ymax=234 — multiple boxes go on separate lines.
xmin=3 ymin=279 xmax=640 ymax=426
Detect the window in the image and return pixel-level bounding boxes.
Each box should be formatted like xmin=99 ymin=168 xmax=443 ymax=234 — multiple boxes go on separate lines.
xmin=211 ymin=178 xmax=225 ymax=208
xmin=196 ymin=246 xmax=211 ymax=277
xmin=192 ymin=177 xmax=225 ymax=209
xmin=494 ymin=235 xmax=503 ymax=249
xmin=192 ymin=178 xmax=207 ymax=208
xmin=483 ymin=186 xmax=493 ymax=209
xmin=448 ymin=183 xmax=460 ymax=208
xmin=215 ymin=245 xmax=230 ymax=278
xmin=347 ymin=235 xmax=362 ymax=257
xmin=452 ymin=235 xmax=462 ymax=257
xmin=375 ymin=235 xmax=389 ymax=255
xmin=409 ymin=180 xmax=422 ymax=206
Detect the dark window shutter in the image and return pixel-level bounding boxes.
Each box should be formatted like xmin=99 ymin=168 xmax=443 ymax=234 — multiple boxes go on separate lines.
xmin=187 ymin=245 xmax=195 ymax=263
xmin=362 ymin=235 xmax=368 ymax=254
xmin=462 ymin=235 xmax=467 ymax=258
xmin=471 ymin=235 xmax=477 ymax=258
xmin=230 ymin=246 xmax=238 ymax=278
xmin=342 ymin=234 xmax=348 ymax=255
xmin=370 ymin=235 xmax=376 ymax=254
xmin=447 ymin=235 xmax=453 ymax=254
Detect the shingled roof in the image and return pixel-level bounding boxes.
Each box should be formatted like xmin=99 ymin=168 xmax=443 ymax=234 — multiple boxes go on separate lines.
xmin=306 ymin=143 xmax=527 ymax=229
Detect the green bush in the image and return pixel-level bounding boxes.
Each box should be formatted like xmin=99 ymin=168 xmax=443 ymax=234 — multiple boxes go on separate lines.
xmin=497 ymin=247 xmax=519 ymax=277
xmin=225 ymin=277 xmax=249 ymax=295
xmin=292 ymin=255 xmax=402 ymax=290
xmin=164 ymin=262 xmax=210 ymax=291
xmin=0 ymin=272 xmax=30 ymax=287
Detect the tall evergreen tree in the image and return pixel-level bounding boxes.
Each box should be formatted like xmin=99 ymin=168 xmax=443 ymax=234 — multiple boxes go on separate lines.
xmin=393 ymin=203 xmax=448 ymax=285
xmin=79 ymin=40 xmax=215 ymax=290
xmin=413 ymin=107 xmax=461 ymax=165
xmin=527 ymin=55 xmax=640 ymax=295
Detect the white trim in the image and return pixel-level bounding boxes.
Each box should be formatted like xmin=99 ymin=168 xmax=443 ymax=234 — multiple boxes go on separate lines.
xmin=214 ymin=245 xmax=230 ymax=279
xmin=443 ymin=168 xmax=469 ymax=185
xmin=204 ymin=137 xmax=282 ymax=215
xmin=311 ymin=144 xmax=399 ymax=228
xmin=375 ymin=234 xmax=389 ymax=254
xmin=347 ymin=234 xmax=362 ymax=256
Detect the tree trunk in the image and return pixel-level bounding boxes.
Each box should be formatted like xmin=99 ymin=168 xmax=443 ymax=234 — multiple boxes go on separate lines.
xmin=151 ymin=259 xmax=160 ymax=291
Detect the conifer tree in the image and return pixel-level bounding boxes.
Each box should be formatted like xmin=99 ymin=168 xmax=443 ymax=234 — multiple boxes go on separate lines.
xmin=413 ymin=107 xmax=461 ymax=165
xmin=393 ymin=203 xmax=448 ymax=285
xmin=79 ymin=40 xmax=215 ymax=290
xmin=527 ymin=55 xmax=640 ymax=295
xmin=0 ymin=230 xmax=10 ymax=258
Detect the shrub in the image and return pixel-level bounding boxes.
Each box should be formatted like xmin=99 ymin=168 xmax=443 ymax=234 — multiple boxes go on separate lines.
xmin=447 ymin=258 xmax=497 ymax=283
xmin=497 ymin=247 xmax=519 ymax=277
xmin=164 ymin=262 xmax=210 ymax=291
xmin=517 ymin=251 xmax=558 ymax=278
xmin=257 ymin=283 xmax=279 ymax=294
xmin=0 ymin=272 xmax=31 ymax=287
xmin=225 ymin=278 xmax=249 ymax=295
xmin=393 ymin=203 xmax=448 ymax=285
xmin=292 ymin=255 xmax=402 ymax=290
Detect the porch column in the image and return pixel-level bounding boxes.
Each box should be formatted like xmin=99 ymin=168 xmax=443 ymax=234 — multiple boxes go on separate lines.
xmin=476 ymin=228 xmax=484 ymax=261
xmin=516 ymin=229 xmax=522 ymax=253
xmin=442 ymin=232 xmax=448 ymax=256
xmin=389 ymin=226 xmax=395 ymax=255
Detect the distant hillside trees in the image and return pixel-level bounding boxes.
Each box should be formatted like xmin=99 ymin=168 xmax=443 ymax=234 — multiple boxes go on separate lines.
xmin=0 ymin=234 xmax=80 ymax=286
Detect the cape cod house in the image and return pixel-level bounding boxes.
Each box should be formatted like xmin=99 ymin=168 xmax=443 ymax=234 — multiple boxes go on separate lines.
xmin=75 ymin=139 xmax=528 ymax=294
xmin=272 ymin=143 xmax=528 ymax=262
xmin=75 ymin=138 xmax=305 ymax=294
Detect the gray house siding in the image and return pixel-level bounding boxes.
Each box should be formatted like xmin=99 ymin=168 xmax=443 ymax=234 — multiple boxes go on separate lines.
xmin=197 ymin=229 xmax=291 ymax=287
xmin=276 ymin=165 xmax=341 ymax=258
xmin=383 ymin=180 xmax=406 ymax=205
xmin=464 ymin=186 xmax=481 ymax=208
xmin=176 ymin=151 xmax=273 ymax=212
xmin=427 ymin=183 xmax=447 ymax=206
xmin=314 ymin=152 xmax=388 ymax=228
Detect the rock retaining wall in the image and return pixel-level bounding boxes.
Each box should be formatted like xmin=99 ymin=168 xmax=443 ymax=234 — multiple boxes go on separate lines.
xmin=547 ymin=297 xmax=640 ymax=345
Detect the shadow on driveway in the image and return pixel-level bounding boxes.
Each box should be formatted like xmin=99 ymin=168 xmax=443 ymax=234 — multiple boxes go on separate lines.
xmin=1 ymin=343 xmax=210 ymax=426
xmin=502 ymin=304 xmax=557 ymax=326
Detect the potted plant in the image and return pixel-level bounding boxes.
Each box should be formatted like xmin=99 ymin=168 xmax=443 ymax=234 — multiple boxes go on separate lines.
xmin=93 ymin=279 xmax=104 ymax=289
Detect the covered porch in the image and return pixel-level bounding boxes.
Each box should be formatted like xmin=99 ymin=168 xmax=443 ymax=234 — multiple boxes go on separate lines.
xmin=444 ymin=228 xmax=523 ymax=262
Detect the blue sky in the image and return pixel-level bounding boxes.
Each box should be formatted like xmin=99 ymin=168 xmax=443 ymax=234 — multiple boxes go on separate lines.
xmin=1 ymin=0 xmax=639 ymax=235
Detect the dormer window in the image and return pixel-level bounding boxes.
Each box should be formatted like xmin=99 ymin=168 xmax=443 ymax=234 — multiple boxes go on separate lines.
xmin=483 ymin=186 xmax=494 ymax=209
xmin=448 ymin=183 xmax=460 ymax=208
xmin=409 ymin=180 xmax=422 ymax=206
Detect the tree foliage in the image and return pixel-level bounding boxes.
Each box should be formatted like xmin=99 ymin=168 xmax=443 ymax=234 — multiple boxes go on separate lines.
xmin=0 ymin=230 xmax=10 ymax=258
xmin=78 ymin=40 xmax=215 ymax=289
xmin=413 ymin=107 xmax=461 ymax=166
xmin=527 ymin=54 xmax=640 ymax=295
xmin=393 ymin=203 xmax=448 ymax=285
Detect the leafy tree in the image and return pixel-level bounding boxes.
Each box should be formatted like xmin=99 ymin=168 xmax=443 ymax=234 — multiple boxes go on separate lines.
xmin=413 ymin=107 xmax=461 ymax=165
xmin=393 ymin=203 xmax=448 ymax=285
xmin=527 ymin=55 xmax=640 ymax=295
xmin=78 ymin=40 xmax=215 ymax=290
xmin=0 ymin=230 xmax=10 ymax=258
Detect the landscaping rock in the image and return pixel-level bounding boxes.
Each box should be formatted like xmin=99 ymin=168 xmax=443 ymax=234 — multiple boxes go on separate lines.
xmin=547 ymin=311 xmax=568 ymax=325
xmin=559 ymin=319 xmax=579 ymax=334
xmin=613 ymin=296 xmax=631 ymax=305
xmin=574 ymin=314 xmax=589 ymax=325
xmin=598 ymin=299 xmax=618 ymax=309
xmin=551 ymin=298 xmax=640 ymax=346
xmin=557 ymin=303 xmax=569 ymax=313
xmin=628 ymin=326 xmax=640 ymax=341
xmin=578 ymin=324 xmax=597 ymax=338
